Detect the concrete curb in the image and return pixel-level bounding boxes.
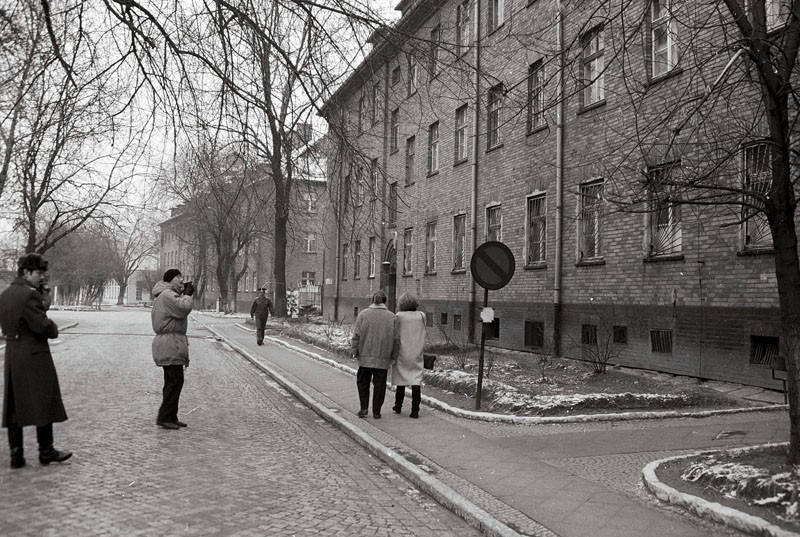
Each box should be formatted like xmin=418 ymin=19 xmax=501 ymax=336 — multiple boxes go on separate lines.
xmin=206 ymin=324 xmax=524 ymax=537
xmin=642 ymin=444 xmax=799 ymax=537
xmin=235 ymin=323 xmax=787 ymax=425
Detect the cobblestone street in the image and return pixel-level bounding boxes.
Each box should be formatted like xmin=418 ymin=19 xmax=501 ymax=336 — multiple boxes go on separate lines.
xmin=0 ymin=309 xmax=482 ymax=536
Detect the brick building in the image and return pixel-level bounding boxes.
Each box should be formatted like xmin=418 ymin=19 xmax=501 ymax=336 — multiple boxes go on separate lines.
xmin=320 ymin=0 xmax=794 ymax=389
xmin=158 ymin=140 xmax=327 ymax=313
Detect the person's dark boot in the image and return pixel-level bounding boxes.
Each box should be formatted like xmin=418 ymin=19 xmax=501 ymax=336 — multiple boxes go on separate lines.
xmin=39 ymin=446 xmax=72 ymax=465
xmin=10 ymin=447 xmax=25 ymax=469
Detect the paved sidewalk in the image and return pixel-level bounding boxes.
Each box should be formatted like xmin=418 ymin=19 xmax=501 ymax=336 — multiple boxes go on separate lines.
xmin=202 ymin=315 xmax=790 ymax=537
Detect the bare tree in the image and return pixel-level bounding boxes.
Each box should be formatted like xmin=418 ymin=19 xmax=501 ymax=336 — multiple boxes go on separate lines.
xmin=101 ymin=214 xmax=159 ymax=305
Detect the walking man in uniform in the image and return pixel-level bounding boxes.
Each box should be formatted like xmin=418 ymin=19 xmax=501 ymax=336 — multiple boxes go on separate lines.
xmin=250 ymin=288 xmax=273 ymax=345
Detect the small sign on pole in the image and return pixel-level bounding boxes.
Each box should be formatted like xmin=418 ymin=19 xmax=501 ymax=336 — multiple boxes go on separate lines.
xmin=470 ymin=242 xmax=515 ymax=410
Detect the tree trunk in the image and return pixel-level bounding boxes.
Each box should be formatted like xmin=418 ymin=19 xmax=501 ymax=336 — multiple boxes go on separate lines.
xmin=273 ymin=211 xmax=288 ymax=317
xmin=116 ymin=278 xmax=126 ymax=305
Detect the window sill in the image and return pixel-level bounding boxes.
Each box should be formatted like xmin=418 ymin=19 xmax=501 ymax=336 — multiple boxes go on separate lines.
xmin=405 ymin=181 xmax=415 ymax=187
xmin=576 ymin=258 xmax=605 ymax=267
xmin=354 ymin=277 xmax=361 ymax=280
xmin=643 ymin=254 xmax=684 ymax=263
xmin=424 ymin=271 xmax=437 ymax=277
xmin=451 ymin=268 xmax=467 ymax=275
xmin=647 ymin=67 xmax=684 ymax=88
xmin=527 ymin=124 xmax=548 ymax=137
xmin=427 ymin=170 xmax=439 ymax=178
xmin=486 ymin=143 xmax=504 ymax=154
xmin=454 ymin=158 xmax=469 ymax=168
xmin=524 ymin=262 xmax=547 ymax=270
xmin=577 ymin=99 xmax=606 ymax=115
xmin=402 ymin=272 xmax=414 ymax=278
xmin=738 ymin=248 xmax=774 ymax=257
xmin=390 ymin=148 xmax=398 ymax=155
xmin=368 ymin=275 xmax=375 ymax=279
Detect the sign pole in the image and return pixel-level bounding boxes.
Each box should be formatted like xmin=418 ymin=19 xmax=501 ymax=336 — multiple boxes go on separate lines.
xmin=476 ymin=287 xmax=488 ymax=410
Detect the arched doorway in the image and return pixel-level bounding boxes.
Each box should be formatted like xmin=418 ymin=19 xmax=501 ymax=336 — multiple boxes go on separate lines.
xmin=382 ymin=242 xmax=397 ymax=312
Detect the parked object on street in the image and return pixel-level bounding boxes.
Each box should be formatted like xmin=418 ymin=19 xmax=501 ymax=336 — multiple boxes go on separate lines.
xmin=351 ymin=291 xmax=399 ymax=419
xmin=151 ymin=268 xmax=194 ymax=430
xmin=0 ymin=253 xmax=71 ymax=468
xmin=391 ymin=293 xmax=426 ymax=419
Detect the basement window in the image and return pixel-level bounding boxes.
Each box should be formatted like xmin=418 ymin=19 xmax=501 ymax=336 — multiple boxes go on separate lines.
xmin=750 ymin=335 xmax=779 ymax=366
xmin=650 ymin=329 xmax=673 ymax=353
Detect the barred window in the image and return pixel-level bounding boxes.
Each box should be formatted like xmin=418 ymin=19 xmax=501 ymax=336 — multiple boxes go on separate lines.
xmin=650 ymin=329 xmax=673 ymax=353
xmin=527 ymin=194 xmax=546 ymax=264
xmin=579 ymin=181 xmax=603 ymax=259
xmin=527 ymin=61 xmax=545 ymax=132
xmin=742 ymin=143 xmax=773 ymax=250
xmin=648 ymin=163 xmax=682 ymax=256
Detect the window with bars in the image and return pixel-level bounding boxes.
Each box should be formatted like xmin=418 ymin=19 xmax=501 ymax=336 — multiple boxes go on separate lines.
xmin=368 ymin=237 xmax=376 ymax=278
xmin=742 ymin=143 xmax=773 ymax=250
xmin=389 ymin=182 xmax=398 ymax=226
xmin=487 ymin=205 xmax=502 ymax=242
xmin=750 ymin=335 xmax=779 ymax=366
xmin=487 ymin=84 xmax=503 ymax=148
xmin=579 ymin=181 xmax=603 ymax=259
xmin=425 ymin=221 xmax=437 ymax=274
xmin=354 ymin=240 xmax=362 ymax=278
xmin=440 ymin=312 xmax=448 ymax=326
xmin=581 ymin=324 xmax=598 ymax=346
xmin=406 ymin=136 xmax=416 ymax=185
xmin=455 ymin=105 xmax=468 ymax=162
xmin=582 ymin=26 xmax=605 ymax=106
xmin=648 ymin=163 xmax=682 ymax=256
xmin=457 ymin=1 xmax=471 ymax=55
xmin=528 ymin=61 xmax=544 ymax=132
xmin=527 ymin=194 xmax=546 ymax=264
xmin=651 ymin=0 xmax=678 ymax=78
xmin=403 ymin=228 xmax=414 ymax=275
xmin=453 ymin=214 xmax=466 ymax=270
xmin=650 ymin=329 xmax=673 ymax=353
xmin=525 ymin=320 xmax=545 ymax=349
xmin=428 ymin=122 xmax=439 ymax=174
xmin=390 ymin=109 xmax=399 ymax=152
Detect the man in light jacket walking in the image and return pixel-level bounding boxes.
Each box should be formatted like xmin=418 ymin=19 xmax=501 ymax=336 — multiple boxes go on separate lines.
xmin=151 ymin=269 xmax=194 ymax=430
xmin=350 ymin=291 xmax=398 ymax=419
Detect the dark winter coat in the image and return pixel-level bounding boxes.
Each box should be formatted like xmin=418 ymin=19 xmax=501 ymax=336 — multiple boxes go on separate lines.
xmin=250 ymin=296 xmax=273 ymax=320
xmin=1 ymin=277 xmax=67 ymax=428
xmin=151 ymin=281 xmax=194 ymax=367
xmin=350 ymin=304 xmax=399 ymax=370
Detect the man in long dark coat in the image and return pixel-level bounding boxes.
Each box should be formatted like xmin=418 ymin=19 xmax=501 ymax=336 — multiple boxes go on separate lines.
xmin=1 ymin=253 xmax=71 ymax=469
xmin=250 ymin=288 xmax=273 ymax=345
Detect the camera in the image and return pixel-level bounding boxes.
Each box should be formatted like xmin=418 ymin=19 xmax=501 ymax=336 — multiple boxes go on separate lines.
xmin=182 ymin=281 xmax=195 ymax=296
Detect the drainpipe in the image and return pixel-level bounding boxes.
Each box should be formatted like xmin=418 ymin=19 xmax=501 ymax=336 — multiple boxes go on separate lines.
xmin=468 ymin=0 xmax=482 ymax=344
xmin=333 ymin=121 xmax=343 ymax=321
xmin=553 ymin=0 xmax=565 ymax=356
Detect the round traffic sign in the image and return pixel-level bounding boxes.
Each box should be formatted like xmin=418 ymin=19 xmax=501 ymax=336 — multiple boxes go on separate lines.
xmin=470 ymin=241 xmax=515 ymax=290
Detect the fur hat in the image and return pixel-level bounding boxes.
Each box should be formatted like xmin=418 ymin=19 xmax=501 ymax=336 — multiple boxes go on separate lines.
xmin=17 ymin=253 xmax=48 ymax=273
xmin=163 ymin=268 xmax=182 ymax=282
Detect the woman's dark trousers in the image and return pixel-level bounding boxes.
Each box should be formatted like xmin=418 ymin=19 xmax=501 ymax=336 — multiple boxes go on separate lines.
xmin=356 ymin=367 xmax=388 ymax=414
xmin=394 ymin=385 xmax=421 ymax=414
xmin=157 ymin=365 xmax=185 ymax=423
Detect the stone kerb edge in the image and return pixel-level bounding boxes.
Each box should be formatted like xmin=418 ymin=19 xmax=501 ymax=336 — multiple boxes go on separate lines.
xmin=210 ymin=324 xmax=524 ymax=537
xmin=642 ymin=444 xmax=798 ymax=537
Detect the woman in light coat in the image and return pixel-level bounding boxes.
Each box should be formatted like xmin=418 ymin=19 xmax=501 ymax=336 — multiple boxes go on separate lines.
xmin=391 ymin=293 xmax=426 ymax=418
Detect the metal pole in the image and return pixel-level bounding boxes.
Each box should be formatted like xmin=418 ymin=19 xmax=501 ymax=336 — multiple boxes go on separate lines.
xmin=476 ymin=286 xmax=488 ymax=410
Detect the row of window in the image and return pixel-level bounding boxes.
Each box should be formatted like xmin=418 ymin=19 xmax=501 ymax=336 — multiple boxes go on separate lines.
xmin=345 ymin=142 xmax=772 ymax=280
xmin=341 ymin=237 xmax=378 ymax=280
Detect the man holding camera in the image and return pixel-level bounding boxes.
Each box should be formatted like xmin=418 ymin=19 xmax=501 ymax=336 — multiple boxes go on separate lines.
xmin=151 ymin=269 xmax=194 ymax=430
